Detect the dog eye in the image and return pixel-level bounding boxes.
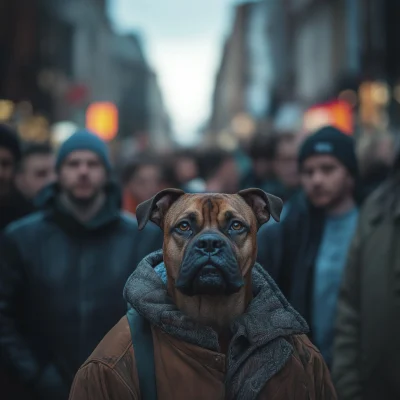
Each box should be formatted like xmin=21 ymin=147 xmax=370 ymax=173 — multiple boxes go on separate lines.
xmin=231 ymin=221 xmax=243 ymax=231
xmin=177 ymin=222 xmax=191 ymax=232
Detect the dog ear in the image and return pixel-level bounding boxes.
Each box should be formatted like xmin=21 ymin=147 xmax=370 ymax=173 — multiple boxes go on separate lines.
xmin=238 ymin=188 xmax=283 ymax=227
xmin=136 ymin=188 xmax=185 ymax=230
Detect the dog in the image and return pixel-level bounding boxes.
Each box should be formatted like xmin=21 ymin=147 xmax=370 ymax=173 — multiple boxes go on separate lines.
xmin=69 ymin=189 xmax=336 ymax=400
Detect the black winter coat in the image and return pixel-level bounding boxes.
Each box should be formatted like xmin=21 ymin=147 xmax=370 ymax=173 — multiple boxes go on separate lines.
xmin=257 ymin=192 xmax=325 ymax=329
xmin=0 ymin=189 xmax=34 ymax=231
xmin=0 ymin=183 xmax=163 ymax=399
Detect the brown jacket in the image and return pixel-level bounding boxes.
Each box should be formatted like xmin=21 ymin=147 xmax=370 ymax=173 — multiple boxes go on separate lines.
xmin=70 ymin=316 xmax=336 ymax=400
xmin=70 ymin=251 xmax=336 ymax=400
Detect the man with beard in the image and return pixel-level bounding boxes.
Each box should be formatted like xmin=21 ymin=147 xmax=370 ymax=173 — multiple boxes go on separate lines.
xmin=0 ymin=130 xmax=163 ymax=400
xmin=0 ymin=124 xmax=34 ymax=231
xmin=257 ymin=126 xmax=359 ymax=369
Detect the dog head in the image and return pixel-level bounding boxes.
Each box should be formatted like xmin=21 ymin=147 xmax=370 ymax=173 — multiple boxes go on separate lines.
xmin=136 ymin=188 xmax=282 ymax=297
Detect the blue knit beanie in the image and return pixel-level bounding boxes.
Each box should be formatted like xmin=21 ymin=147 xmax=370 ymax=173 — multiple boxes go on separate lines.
xmin=56 ymin=129 xmax=111 ymax=171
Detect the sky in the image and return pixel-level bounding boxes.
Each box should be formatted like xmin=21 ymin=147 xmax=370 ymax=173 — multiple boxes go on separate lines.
xmin=108 ymin=0 xmax=240 ymax=145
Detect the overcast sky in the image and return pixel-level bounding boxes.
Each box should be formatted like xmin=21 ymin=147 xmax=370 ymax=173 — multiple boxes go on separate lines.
xmin=108 ymin=0 xmax=241 ymax=144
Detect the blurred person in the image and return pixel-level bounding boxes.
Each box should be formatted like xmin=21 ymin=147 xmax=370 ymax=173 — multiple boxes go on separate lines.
xmin=159 ymin=160 xmax=181 ymax=189
xmin=0 ymin=130 xmax=163 ymax=400
xmin=252 ymin=132 xmax=301 ymax=203
xmin=257 ymin=126 xmax=359 ymax=368
xmin=172 ymin=149 xmax=200 ymax=190
xmin=270 ymin=132 xmax=300 ymax=200
xmin=332 ymin=147 xmax=400 ymax=400
xmin=356 ymin=131 xmax=396 ymax=198
xmin=122 ymin=157 xmax=165 ymax=215
xmin=0 ymin=124 xmax=34 ymax=231
xmin=199 ymin=149 xmax=240 ymax=193
xmin=242 ymin=133 xmax=300 ymax=205
xmin=15 ymin=143 xmax=56 ymax=200
xmin=244 ymin=133 xmax=300 ymax=223
xmin=240 ymin=134 xmax=276 ymax=189
xmin=174 ymin=151 xmax=207 ymax=193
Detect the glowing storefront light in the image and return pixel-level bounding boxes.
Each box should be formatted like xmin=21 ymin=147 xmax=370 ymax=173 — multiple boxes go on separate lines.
xmin=0 ymin=100 xmax=15 ymax=121
xmin=86 ymin=102 xmax=119 ymax=141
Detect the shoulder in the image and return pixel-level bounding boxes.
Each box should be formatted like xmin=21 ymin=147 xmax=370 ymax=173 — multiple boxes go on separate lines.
xmin=258 ymin=218 xmax=282 ymax=238
xmin=77 ymin=316 xmax=138 ymax=393
xmin=287 ymin=334 xmax=324 ymax=367
xmin=359 ymin=186 xmax=384 ymax=217
xmin=83 ymin=316 xmax=134 ymax=370
xmin=73 ymin=317 xmax=139 ymax=398
xmin=117 ymin=212 xmax=138 ymax=229
xmin=4 ymin=211 xmax=49 ymax=238
xmin=353 ymin=181 xmax=391 ymax=237
xmin=117 ymin=212 xmax=160 ymax=234
xmin=115 ymin=212 xmax=141 ymax=235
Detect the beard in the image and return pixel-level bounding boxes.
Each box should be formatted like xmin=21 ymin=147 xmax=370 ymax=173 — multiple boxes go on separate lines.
xmin=309 ymin=184 xmax=353 ymax=211
xmin=63 ymin=186 xmax=104 ymax=208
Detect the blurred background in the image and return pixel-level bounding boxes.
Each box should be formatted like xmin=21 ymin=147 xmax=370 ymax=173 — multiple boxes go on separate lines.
xmin=1 ymin=0 xmax=400 ymax=205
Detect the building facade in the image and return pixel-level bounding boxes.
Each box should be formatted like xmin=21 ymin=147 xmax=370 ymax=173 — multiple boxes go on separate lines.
xmin=208 ymin=0 xmax=400 ymax=144
xmin=0 ymin=0 xmax=172 ymax=149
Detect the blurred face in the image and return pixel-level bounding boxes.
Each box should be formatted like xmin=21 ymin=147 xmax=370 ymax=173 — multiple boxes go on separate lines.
xmin=128 ymin=164 xmax=162 ymax=204
xmin=301 ymin=155 xmax=354 ymax=209
xmin=206 ymin=158 xmax=239 ymax=194
xmin=58 ymin=151 xmax=107 ymax=205
xmin=16 ymin=154 xmax=56 ymax=199
xmin=0 ymin=147 xmax=16 ymax=198
xmin=175 ymin=157 xmax=198 ymax=184
xmin=253 ymin=158 xmax=272 ymax=179
xmin=376 ymin=137 xmax=395 ymax=166
xmin=273 ymin=139 xmax=299 ymax=188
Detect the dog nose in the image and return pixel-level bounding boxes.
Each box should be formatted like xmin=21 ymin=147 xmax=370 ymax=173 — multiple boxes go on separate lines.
xmin=195 ymin=234 xmax=225 ymax=254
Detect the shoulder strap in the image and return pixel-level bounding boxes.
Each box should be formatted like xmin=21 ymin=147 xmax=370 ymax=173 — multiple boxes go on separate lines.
xmin=126 ymin=308 xmax=158 ymax=400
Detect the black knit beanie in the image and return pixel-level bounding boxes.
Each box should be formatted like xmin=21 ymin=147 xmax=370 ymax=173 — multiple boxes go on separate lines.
xmin=0 ymin=123 xmax=21 ymax=162
xmin=298 ymin=126 xmax=358 ymax=178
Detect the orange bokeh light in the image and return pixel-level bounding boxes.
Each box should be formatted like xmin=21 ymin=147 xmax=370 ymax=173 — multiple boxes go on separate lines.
xmin=86 ymin=102 xmax=118 ymax=141
xmin=303 ymin=100 xmax=353 ymax=135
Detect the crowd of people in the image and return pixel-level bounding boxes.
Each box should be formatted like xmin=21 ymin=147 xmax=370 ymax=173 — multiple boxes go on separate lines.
xmin=0 ymin=120 xmax=398 ymax=399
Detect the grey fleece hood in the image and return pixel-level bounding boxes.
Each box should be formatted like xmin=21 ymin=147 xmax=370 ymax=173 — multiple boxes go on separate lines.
xmin=123 ymin=250 xmax=309 ymax=400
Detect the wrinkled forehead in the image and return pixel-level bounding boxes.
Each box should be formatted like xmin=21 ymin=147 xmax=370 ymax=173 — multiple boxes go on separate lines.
xmin=165 ymin=193 xmax=256 ymax=227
